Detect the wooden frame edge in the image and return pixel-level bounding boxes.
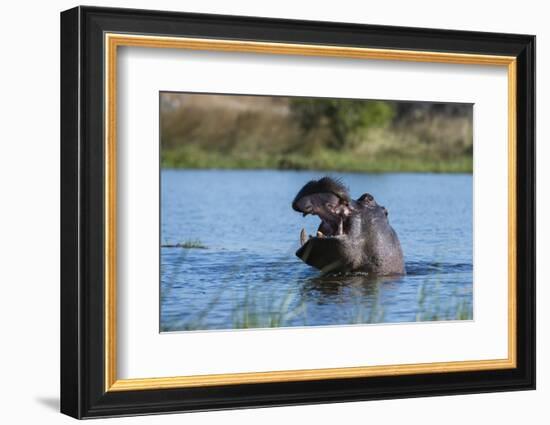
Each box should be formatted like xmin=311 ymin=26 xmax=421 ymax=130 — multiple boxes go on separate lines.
xmin=108 ymin=358 xmax=516 ymax=391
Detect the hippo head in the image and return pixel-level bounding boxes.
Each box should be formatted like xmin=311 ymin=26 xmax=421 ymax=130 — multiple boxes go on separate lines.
xmin=292 ymin=177 xmax=405 ymax=276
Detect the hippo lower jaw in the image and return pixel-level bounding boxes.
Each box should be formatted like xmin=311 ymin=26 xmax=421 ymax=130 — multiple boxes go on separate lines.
xmin=294 ymin=209 xmax=405 ymax=276
xmin=296 ymin=232 xmax=362 ymax=275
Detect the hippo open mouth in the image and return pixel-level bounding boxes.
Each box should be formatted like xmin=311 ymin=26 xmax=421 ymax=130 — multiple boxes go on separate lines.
xmin=295 ymin=224 xmax=356 ymax=275
xmin=292 ymin=177 xmax=405 ymax=276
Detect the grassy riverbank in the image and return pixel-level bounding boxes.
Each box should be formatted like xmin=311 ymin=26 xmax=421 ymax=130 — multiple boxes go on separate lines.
xmin=162 ymin=146 xmax=473 ymax=173
xmin=161 ymin=93 xmax=473 ymax=173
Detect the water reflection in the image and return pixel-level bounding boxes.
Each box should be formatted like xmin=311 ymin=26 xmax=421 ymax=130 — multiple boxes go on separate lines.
xmin=303 ymin=273 xmax=382 ymax=299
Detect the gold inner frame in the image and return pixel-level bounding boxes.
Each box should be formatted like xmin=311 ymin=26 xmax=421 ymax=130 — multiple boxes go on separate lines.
xmin=104 ymin=33 xmax=517 ymax=392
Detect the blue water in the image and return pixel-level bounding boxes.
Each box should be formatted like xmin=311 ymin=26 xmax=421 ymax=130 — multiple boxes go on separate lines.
xmin=160 ymin=170 xmax=472 ymax=331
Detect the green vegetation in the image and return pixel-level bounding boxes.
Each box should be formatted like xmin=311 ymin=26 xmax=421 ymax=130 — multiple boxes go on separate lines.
xmin=415 ymin=269 xmax=473 ymax=322
xmin=162 ymin=145 xmax=472 ymax=173
xmin=231 ymin=287 xmax=306 ymax=329
xmin=161 ymin=274 xmax=472 ymax=332
xmin=290 ymin=98 xmax=395 ymax=150
xmin=161 ymin=239 xmax=207 ymax=249
xmin=160 ymin=94 xmax=473 ymax=173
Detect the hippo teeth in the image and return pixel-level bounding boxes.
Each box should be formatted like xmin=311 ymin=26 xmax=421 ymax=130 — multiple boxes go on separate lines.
xmin=317 ymin=231 xmax=325 ymax=238
xmin=337 ymin=218 xmax=344 ymax=235
xmin=300 ymin=228 xmax=308 ymax=246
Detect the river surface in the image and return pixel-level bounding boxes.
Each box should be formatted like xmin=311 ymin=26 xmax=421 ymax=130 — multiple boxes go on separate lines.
xmin=160 ymin=170 xmax=472 ymax=331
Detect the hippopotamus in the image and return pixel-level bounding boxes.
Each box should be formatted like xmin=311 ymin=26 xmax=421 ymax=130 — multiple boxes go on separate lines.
xmin=292 ymin=177 xmax=405 ymax=276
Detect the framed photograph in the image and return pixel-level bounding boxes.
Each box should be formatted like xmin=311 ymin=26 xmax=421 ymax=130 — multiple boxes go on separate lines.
xmin=60 ymin=6 xmax=535 ymax=419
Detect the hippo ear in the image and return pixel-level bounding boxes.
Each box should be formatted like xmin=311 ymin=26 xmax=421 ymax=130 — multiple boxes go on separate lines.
xmin=357 ymin=193 xmax=376 ymax=207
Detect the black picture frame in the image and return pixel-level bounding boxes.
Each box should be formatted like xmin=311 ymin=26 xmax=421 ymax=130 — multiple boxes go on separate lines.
xmin=60 ymin=5 xmax=535 ymax=419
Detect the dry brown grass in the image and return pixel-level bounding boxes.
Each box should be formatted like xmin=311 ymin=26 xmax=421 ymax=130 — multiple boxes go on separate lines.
xmin=160 ymin=93 xmax=473 ymax=172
